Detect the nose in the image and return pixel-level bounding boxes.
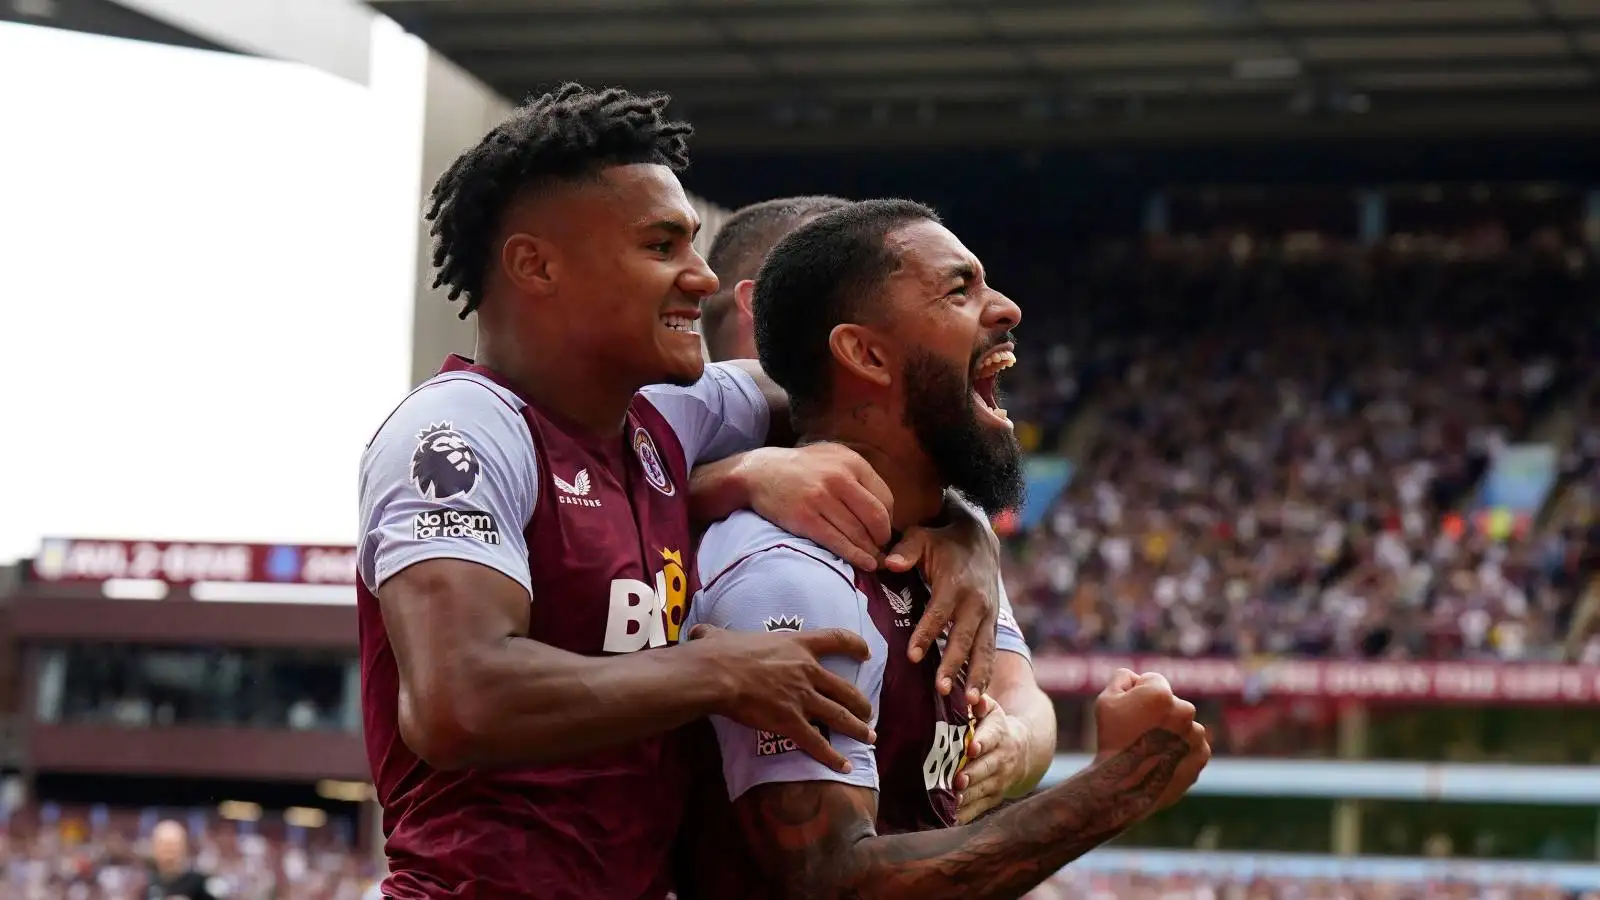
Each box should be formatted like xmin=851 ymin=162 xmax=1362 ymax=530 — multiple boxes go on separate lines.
xmin=983 ymin=289 xmax=1021 ymax=332
xmin=679 ymin=248 xmax=720 ymax=299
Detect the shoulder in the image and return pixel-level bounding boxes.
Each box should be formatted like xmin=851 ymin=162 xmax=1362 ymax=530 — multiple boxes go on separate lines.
xmin=698 ymin=511 xmax=851 ymax=588
xmin=636 ymin=361 xmax=763 ymax=409
xmin=367 ymin=373 xmax=527 ymax=454
xmin=634 ymin=363 xmax=771 ymax=465
xmin=362 ymin=375 xmax=533 ymax=487
xmin=693 ymin=512 xmax=863 ymax=632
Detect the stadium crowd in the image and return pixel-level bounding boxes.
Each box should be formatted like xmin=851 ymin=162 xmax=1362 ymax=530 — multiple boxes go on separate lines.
xmin=4 ymin=221 xmax=1597 ymax=896
xmin=1032 ymin=870 xmax=1598 ymax=900
xmin=1001 ymin=228 xmax=1598 ymax=664
xmin=6 ymin=816 xmax=1597 ymax=900
xmin=0 ymin=812 xmax=377 ymax=900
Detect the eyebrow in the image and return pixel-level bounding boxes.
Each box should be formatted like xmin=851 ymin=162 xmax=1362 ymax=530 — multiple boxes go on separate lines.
xmin=943 ymin=262 xmax=980 ymax=284
xmin=645 ymin=219 xmax=701 ymax=238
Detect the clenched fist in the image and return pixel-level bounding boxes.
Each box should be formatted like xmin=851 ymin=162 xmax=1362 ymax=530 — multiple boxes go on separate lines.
xmin=1093 ymin=669 xmax=1210 ymax=812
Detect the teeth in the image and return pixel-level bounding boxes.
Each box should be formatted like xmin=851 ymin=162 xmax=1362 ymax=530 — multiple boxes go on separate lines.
xmin=973 ymin=349 xmax=1017 ymax=380
xmin=662 ymin=315 xmax=695 ymax=331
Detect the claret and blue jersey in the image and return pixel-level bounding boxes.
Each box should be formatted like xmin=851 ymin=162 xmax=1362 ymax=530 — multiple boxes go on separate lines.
xmin=676 ymin=509 xmax=1033 ymax=895
xmin=355 ymin=355 xmax=770 ymax=900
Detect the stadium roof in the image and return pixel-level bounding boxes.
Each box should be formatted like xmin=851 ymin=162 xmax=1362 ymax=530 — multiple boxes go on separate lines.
xmin=372 ymin=0 xmax=1600 ymax=150
xmin=2 ymin=0 xmax=228 ymax=54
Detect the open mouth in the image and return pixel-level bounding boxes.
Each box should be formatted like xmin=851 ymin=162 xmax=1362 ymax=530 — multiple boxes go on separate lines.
xmin=971 ymin=343 xmax=1016 ymax=427
xmin=661 ymin=310 xmax=700 ymax=333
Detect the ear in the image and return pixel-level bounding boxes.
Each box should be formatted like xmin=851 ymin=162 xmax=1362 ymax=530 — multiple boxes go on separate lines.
xmin=734 ymin=279 xmax=756 ymax=326
xmin=828 ymin=323 xmax=894 ymax=389
xmin=501 ymin=233 xmax=557 ymax=296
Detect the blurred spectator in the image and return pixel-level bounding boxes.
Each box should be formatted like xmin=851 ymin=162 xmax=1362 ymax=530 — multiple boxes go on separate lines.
xmin=998 ymin=230 xmax=1597 ymax=662
xmin=1 ymin=809 xmax=376 ymax=900
xmin=145 ymin=820 xmax=218 ymax=900
xmin=1027 ymin=871 xmax=1597 ymax=900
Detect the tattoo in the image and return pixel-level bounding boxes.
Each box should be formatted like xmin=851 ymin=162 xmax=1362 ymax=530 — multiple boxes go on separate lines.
xmin=735 ymin=728 xmax=1190 ymax=900
xmin=849 ymin=402 xmax=877 ymax=424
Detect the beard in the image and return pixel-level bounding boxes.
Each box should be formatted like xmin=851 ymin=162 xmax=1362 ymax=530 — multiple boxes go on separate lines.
xmin=901 ymin=348 xmax=1025 ymax=515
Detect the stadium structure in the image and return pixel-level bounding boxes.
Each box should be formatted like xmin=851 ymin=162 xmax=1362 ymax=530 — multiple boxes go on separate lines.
xmin=2 ymin=0 xmax=1599 ymax=897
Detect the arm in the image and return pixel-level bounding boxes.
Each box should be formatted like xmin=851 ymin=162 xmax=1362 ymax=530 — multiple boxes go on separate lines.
xmin=976 ymin=588 xmax=1055 ymax=800
xmin=693 ymin=542 xmax=887 ymax=793
xmin=387 ymin=558 xmax=874 ymax=772
xmin=734 ymin=673 xmax=1210 ymax=900
xmin=641 ymin=361 xmax=788 ymax=469
xmin=689 ymin=443 xmax=893 ymax=572
xmin=735 ymin=730 xmax=1186 ymax=900
xmin=986 ymin=652 xmax=1055 ymax=798
xmin=383 ymin=558 xmax=736 ymax=769
xmin=365 ymin=379 xmax=872 ymax=771
xmin=658 ymin=364 xmax=1002 ymax=695
xmin=886 ymin=492 xmax=1003 ymax=703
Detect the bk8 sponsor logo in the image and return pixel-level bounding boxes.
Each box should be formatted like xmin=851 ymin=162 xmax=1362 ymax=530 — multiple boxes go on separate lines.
xmin=602 ymin=548 xmax=689 ymax=653
xmin=922 ymin=721 xmax=971 ymax=792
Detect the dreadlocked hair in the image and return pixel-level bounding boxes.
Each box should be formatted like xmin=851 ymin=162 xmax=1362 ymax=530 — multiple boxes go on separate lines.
xmin=425 ymin=83 xmax=694 ymax=319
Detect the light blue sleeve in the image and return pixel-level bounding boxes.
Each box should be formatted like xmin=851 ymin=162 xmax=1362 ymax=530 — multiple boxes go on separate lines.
xmin=996 ymin=576 xmax=1032 ymax=661
xmin=638 ymin=362 xmax=771 ymax=466
xmin=357 ymin=376 xmax=537 ymax=599
xmin=685 ymin=546 xmax=886 ymax=800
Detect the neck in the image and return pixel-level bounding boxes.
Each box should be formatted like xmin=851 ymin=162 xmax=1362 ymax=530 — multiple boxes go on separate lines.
xmin=475 ymin=322 xmax=637 ymax=437
xmin=802 ymin=407 xmax=944 ymax=533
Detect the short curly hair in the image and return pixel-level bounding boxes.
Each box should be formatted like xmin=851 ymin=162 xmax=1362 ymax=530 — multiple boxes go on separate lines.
xmin=425 ymin=83 xmax=693 ymax=319
xmin=701 ymin=195 xmax=851 ymax=361
xmin=753 ymin=199 xmax=940 ymax=424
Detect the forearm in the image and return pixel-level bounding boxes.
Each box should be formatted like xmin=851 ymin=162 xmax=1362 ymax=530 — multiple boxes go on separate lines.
xmin=837 ymin=740 xmax=1171 ymax=900
xmin=689 ymin=453 xmax=755 ymax=527
xmin=423 ymin=638 xmax=729 ymax=769
xmin=990 ymin=657 xmax=1057 ymax=796
xmin=752 ymin=730 xmax=1186 ymax=900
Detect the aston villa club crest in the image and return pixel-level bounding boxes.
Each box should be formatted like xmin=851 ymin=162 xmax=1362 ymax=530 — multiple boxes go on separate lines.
xmin=633 ymin=427 xmax=675 ymax=496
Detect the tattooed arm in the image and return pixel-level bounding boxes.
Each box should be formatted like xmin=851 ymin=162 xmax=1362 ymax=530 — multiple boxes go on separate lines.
xmin=734 ymin=674 xmax=1210 ymax=900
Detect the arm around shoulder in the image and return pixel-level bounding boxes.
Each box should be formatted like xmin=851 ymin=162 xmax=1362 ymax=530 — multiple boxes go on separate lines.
xmin=365 ymin=379 xmax=724 ymax=768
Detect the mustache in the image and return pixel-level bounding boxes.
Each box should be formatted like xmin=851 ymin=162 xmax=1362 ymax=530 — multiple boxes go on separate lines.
xmin=969 ymin=331 xmax=1018 ymax=367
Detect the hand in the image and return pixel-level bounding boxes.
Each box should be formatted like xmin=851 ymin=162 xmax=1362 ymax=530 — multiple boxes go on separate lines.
xmin=884 ymin=503 xmax=1001 ymax=704
xmin=739 ymin=444 xmax=893 ymax=572
xmin=687 ymin=623 xmax=878 ymax=774
xmin=954 ymin=694 xmax=1031 ymax=824
xmin=1092 ymin=669 xmax=1210 ymax=811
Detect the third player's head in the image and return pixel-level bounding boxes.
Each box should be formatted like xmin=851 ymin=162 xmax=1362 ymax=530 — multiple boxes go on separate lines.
xmin=703 ymin=195 xmax=851 ymax=362
xmin=426 ymin=83 xmax=714 ymax=388
xmin=754 ymin=199 xmax=1025 ymax=514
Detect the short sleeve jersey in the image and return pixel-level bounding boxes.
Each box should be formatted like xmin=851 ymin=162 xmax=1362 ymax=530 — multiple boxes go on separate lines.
xmin=356 ymin=356 xmax=768 ymax=900
xmin=675 ymin=510 xmax=1030 ymax=898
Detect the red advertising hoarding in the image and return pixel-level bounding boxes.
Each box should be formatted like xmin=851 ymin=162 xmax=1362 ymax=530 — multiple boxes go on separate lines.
xmin=28 ymin=538 xmax=357 ymax=586
xmin=1032 ymin=655 xmax=1600 ymax=704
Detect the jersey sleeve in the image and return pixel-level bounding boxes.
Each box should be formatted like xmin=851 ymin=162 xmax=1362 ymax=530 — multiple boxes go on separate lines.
xmin=358 ymin=377 xmax=537 ymax=599
xmin=638 ymin=362 xmax=770 ymax=466
xmin=995 ymin=576 xmax=1032 ymax=660
xmin=684 ymin=546 xmax=887 ymax=800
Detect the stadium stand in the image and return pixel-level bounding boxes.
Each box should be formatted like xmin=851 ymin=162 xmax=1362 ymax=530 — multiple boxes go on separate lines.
xmin=6 ymin=1 xmax=1600 ymax=894
xmin=1 ymin=807 xmax=375 ymax=899
xmin=5 ymin=209 xmax=1596 ymax=896
xmin=1002 ymin=227 xmax=1597 ymax=664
